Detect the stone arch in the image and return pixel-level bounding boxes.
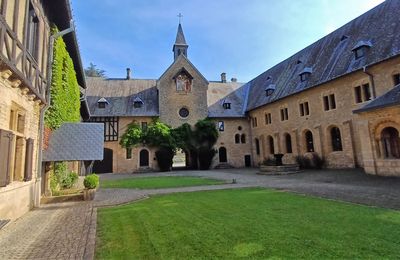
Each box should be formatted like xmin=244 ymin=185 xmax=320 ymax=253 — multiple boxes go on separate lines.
xmin=139 ymin=149 xmax=150 ymax=167
xmin=283 ymin=133 xmax=292 ymax=154
xmin=267 ymin=135 xmax=274 ymax=155
xmin=303 ymin=129 xmax=314 ymax=153
xmin=241 ymin=134 xmax=246 ymax=144
xmin=373 ymin=121 xmax=400 ymax=140
xmin=234 ymin=134 xmax=240 ymax=144
xmin=327 ymin=125 xmax=343 ymax=152
xmin=219 ymin=146 xmax=228 ymax=163
xmin=380 ymin=127 xmax=400 ymax=159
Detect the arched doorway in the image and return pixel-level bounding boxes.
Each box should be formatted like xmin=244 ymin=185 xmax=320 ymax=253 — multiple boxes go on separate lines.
xmin=219 ymin=147 xmax=227 ymax=163
xmin=381 ymin=127 xmax=400 ymax=158
xmin=139 ymin=149 xmax=149 ymax=167
xmin=93 ymin=148 xmax=113 ymax=173
xmin=173 ymin=149 xmax=187 ymax=168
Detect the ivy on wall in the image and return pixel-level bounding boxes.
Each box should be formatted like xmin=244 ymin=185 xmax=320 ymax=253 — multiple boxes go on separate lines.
xmin=44 ymin=27 xmax=80 ymax=130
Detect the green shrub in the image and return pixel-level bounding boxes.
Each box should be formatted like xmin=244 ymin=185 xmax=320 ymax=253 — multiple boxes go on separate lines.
xmin=84 ymin=174 xmax=99 ymax=189
xmin=311 ymin=153 xmax=325 ymax=169
xmin=296 ymin=155 xmax=312 ymax=169
xmin=198 ymin=147 xmax=216 ymax=170
xmin=296 ymin=154 xmax=325 ymax=169
xmin=155 ymin=148 xmax=174 ymax=172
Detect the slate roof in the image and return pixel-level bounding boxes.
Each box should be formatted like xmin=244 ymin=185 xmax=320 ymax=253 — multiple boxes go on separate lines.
xmin=174 ymin=23 xmax=188 ymax=46
xmin=207 ymin=82 xmax=248 ymax=118
xmin=85 ymin=77 xmax=158 ymax=117
xmin=43 ymin=123 xmax=104 ymax=162
xmin=354 ymin=84 xmax=400 ymax=113
xmin=246 ymin=0 xmax=400 ymax=111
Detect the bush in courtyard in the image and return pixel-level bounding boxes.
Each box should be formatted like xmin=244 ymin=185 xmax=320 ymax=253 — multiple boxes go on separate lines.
xmin=60 ymin=171 xmax=78 ymax=189
xmin=198 ymin=147 xmax=216 ymax=170
xmin=155 ymin=148 xmax=175 ymax=172
xmin=311 ymin=153 xmax=325 ymax=169
xmin=296 ymin=155 xmax=312 ymax=169
xmin=84 ymin=174 xmax=99 ymax=189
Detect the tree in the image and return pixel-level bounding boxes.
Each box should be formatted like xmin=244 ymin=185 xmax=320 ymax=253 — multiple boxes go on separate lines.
xmin=84 ymin=62 xmax=106 ymax=77
xmin=119 ymin=122 xmax=143 ymax=148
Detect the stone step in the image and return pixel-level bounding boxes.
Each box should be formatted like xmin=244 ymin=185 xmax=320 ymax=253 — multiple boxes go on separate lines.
xmin=214 ymin=163 xmax=234 ymax=169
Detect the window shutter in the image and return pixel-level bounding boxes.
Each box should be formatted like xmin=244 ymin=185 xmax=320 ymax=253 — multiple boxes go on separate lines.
xmin=0 ymin=129 xmax=14 ymax=187
xmin=24 ymin=138 xmax=34 ymax=181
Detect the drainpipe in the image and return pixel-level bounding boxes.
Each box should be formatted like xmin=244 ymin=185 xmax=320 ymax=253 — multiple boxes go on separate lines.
xmin=362 ymin=66 xmax=376 ymax=99
xmin=36 ymin=21 xmax=75 ymax=198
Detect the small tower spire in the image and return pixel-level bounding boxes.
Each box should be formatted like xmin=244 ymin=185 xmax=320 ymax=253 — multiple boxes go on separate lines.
xmin=173 ymin=15 xmax=188 ymax=61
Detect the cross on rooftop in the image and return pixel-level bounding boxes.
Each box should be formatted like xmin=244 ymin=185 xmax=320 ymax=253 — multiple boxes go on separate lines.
xmin=177 ymin=13 xmax=183 ymax=24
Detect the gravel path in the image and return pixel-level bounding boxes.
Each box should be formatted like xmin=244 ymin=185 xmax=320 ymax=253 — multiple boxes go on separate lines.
xmin=1 ymin=168 xmax=399 ymax=259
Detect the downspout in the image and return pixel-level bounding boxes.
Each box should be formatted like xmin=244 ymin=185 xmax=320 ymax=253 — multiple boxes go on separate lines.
xmin=362 ymin=66 xmax=377 ymax=99
xmin=36 ymin=21 xmax=75 ymax=197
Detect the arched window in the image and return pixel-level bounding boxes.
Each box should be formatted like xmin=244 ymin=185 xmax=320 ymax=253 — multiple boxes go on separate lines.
xmin=305 ymin=130 xmax=314 ymax=152
xmin=285 ymin=133 xmax=292 ymax=153
xmin=235 ymin=134 xmax=240 ymax=144
xmin=331 ymin=127 xmax=343 ymax=151
xmin=241 ymin=134 xmax=246 ymax=144
xmin=255 ymin=138 xmax=260 ymax=155
xmin=268 ymin=136 xmax=275 ymax=155
xmin=381 ymin=127 xmax=400 ymax=158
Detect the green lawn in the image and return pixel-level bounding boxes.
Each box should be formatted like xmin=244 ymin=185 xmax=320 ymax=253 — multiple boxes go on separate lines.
xmin=96 ymin=188 xmax=400 ymax=259
xmin=100 ymin=176 xmax=225 ymax=189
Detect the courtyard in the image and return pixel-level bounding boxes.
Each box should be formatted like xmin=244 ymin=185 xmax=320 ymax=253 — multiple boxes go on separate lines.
xmin=0 ymin=168 xmax=399 ymax=259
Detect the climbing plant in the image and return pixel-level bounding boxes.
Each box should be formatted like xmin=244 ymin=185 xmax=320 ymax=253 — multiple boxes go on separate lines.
xmin=44 ymin=26 xmax=81 ymax=130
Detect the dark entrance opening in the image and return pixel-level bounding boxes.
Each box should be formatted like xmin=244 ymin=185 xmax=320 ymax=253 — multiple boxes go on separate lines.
xmin=219 ymin=147 xmax=227 ymax=163
xmin=139 ymin=149 xmax=149 ymax=167
xmin=93 ymin=148 xmax=113 ymax=173
xmin=244 ymin=155 xmax=251 ymax=167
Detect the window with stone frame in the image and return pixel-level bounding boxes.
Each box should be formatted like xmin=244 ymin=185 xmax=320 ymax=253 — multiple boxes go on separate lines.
xmin=323 ymin=94 xmax=336 ymax=111
xmin=280 ymin=108 xmax=288 ymax=121
xmin=265 ymin=113 xmax=272 ymax=125
xmin=285 ymin=133 xmax=292 ymax=153
xmin=299 ymin=102 xmax=309 ymax=117
xmin=235 ymin=134 xmax=240 ymax=144
xmin=330 ymin=127 xmax=343 ymax=151
xmin=354 ymin=84 xmax=371 ymax=103
xmin=126 ymin=147 xmax=132 ymax=159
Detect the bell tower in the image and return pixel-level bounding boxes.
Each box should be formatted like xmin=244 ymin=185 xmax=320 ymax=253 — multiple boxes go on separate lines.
xmin=173 ymin=18 xmax=188 ymax=61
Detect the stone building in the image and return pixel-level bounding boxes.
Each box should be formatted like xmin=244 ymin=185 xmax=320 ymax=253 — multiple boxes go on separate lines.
xmin=86 ymin=0 xmax=399 ymax=176
xmin=0 ymin=0 xmax=86 ymax=221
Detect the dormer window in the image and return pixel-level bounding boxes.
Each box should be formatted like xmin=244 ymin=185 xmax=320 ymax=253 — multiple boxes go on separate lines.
xmin=299 ymin=67 xmax=312 ymax=82
xmin=222 ymin=99 xmax=231 ymax=109
xmin=265 ymin=84 xmax=276 ymax=97
xmin=132 ymin=96 xmax=144 ymax=108
xmin=352 ymin=40 xmax=372 ymax=60
xmin=97 ymin=97 xmax=109 ymax=109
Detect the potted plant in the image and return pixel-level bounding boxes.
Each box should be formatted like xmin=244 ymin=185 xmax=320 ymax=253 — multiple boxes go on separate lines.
xmin=83 ymin=174 xmax=99 ymax=201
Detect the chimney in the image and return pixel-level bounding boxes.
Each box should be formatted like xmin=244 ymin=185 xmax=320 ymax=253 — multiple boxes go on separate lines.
xmin=126 ymin=68 xmax=131 ymax=80
xmin=221 ymin=72 xmax=226 ymax=83
xmin=231 ymin=78 xmax=237 ymax=82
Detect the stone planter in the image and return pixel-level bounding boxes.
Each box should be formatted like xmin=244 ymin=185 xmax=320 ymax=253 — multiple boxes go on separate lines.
xmin=83 ymin=189 xmax=96 ymax=201
xmin=259 ymin=164 xmax=300 ymax=175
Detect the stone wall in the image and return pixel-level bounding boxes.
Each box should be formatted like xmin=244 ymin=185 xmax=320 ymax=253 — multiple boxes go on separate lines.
xmin=158 ymin=55 xmax=208 ymax=128
xmin=248 ymin=56 xmax=400 ymax=175
xmin=0 ymin=74 xmax=42 ymax=220
xmin=211 ymin=118 xmax=252 ymax=168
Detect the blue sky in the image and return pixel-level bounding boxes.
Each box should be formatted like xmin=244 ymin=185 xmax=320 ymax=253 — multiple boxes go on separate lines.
xmin=72 ymin=0 xmax=384 ymax=82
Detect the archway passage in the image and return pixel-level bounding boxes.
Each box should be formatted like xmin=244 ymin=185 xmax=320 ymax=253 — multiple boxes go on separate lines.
xmin=219 ymin=147 xmax=227 ymax=163
xmin=381 ymin=127 xmax=400 ymax=158
xmin=139 ymin=149 xmax=149 ymax=167
xmin=173 ymin=149 xmax=187 ymax=168
xmin=93 ymin=148 xmax=113 ymax=173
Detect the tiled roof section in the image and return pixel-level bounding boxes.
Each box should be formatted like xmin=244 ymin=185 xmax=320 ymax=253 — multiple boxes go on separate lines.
xmin=246 ymin=0 xmax=400 ymax=111
xmin=354 ymin=84 xmax=400 ymax=113
xmin=43 ymin=123 xmax=104 ymax=162
xmin=207 ymin=82 xmax=247 ymax=118
xmin=85 ymin=77 xmax=158 ymax=117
